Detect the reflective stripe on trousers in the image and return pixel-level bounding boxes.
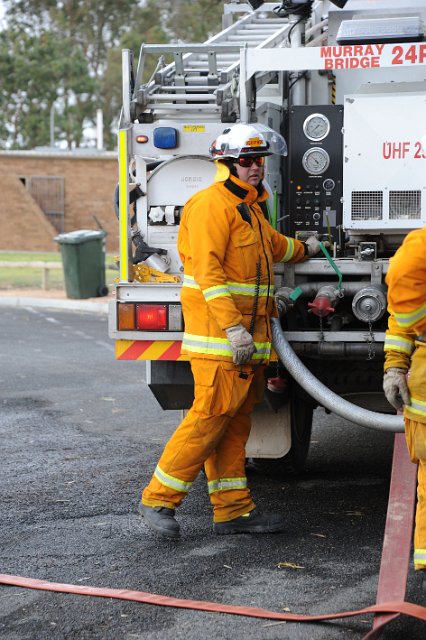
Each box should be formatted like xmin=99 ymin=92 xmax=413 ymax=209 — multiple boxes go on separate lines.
xmin=142 ymin=358 xmax=265 ymax=522
xmin=153 ymin=465 xmax=192 ymax=494
xmin=207 ymin=477 xmax=247 ymax=494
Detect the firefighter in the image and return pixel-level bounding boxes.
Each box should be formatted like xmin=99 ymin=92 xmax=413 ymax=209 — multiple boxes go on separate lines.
xmin=383 ymin=226 xmax=426 ymax=590
xmin=140 ymin=123 xmax=324 ymax=538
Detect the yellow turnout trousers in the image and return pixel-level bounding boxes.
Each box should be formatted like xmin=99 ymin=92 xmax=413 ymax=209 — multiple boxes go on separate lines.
xmin=405 ymin=417 xmax=426 ymax=570
xmin=142 ymin=358 xmax=265 ymax=522
xmin=404 ymin=342 xmax=426 ymax=570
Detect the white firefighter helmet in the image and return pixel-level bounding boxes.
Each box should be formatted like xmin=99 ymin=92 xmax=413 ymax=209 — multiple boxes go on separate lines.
xmin=209 ymin=123 xmax=287 ymax=160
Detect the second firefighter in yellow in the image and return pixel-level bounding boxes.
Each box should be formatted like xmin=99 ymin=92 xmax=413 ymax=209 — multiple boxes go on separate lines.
xmin=140 ymin=123 xmax=322 ymax=538
xmin=383 ymin=226 xmax=426 ymax=586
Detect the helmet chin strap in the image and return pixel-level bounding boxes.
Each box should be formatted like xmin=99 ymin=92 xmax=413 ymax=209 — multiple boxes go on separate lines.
xmin=229 ymin=163 xmax=239 ymax=178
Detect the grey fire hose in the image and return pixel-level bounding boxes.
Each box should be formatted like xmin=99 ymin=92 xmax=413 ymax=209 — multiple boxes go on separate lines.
xmin=271 ymin=318 xmax=404 ymax=433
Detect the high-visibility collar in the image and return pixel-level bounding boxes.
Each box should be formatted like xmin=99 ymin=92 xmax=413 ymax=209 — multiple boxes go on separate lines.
xmin=223 ymin=175 xmax=268 ymax=206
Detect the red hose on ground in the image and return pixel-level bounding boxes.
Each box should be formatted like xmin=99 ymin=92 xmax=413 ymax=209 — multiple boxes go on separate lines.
xmin=1 ymin=434 xmax=423 ymax=637
xmin=363 ymin=433 xmax=418 ymax=640
xmin=0 ymin=573 xmax=425 ymax=635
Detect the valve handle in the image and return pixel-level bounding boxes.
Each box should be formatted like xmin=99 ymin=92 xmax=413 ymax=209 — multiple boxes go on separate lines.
xmin=308 ymin=297 xmax=335 ymax=317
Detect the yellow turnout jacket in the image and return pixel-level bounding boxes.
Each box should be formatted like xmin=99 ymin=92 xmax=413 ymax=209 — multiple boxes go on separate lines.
xmin=177 ymin=174 xmax=306 ymax=363
xmin=384 ymin=227 xmax=426 ymax=423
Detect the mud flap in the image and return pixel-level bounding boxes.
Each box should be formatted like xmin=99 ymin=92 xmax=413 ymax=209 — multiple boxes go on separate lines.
xmin=246 ymin=401 xmax=291 ymax=458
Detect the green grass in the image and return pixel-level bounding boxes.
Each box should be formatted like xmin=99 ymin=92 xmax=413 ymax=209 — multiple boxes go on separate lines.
xmin=0 ymin=251 xmax=118 ymax=290
xmin=0 ymin=251 xmax=62 ymax=262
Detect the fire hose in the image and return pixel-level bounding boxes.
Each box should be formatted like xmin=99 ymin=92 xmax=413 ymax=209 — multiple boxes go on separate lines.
xmin=0 ymin=573 xmax=425 ymax=638
xmin=270 ymin=317 xmax=404 ymax=432
xmin=0 ymin=424 xmax=419 ymax=639
xmin=0 ymin=434 xmax=422 ymax=638
xmin=0 ymin=283 xmax=416 ymax=638
xmin=0 ymin=330 xmax=420 ymax=638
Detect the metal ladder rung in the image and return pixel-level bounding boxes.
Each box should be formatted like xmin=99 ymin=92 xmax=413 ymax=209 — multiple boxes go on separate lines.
xmin=147 ymin=94 xmax=216 ymax=102
xmin=250 ymin=17 xmax=288 ymax=24
xmin=243 ymin=23 xmax=287 ymax=30
xmin=234 ymin=27 xmax=281 ymax=34
xmin=181 ymin=67 xmax=236 ymax=76
xmin=184 ymin=61 xmax=237 ymax=69
xmin=226 ymin=35 xmax=265 ymax=42
xmin=157 ymin=85 xmax=218 ymax=91
xmin=136 ymin=9 xmax=291 ymax=116
xmin=183 ymin=55 xmax=239 ymax=63
xmin=192 ymin=53 xmax=239 ymax=60
xmin=145 ymin=104 xmax=220 ymax=112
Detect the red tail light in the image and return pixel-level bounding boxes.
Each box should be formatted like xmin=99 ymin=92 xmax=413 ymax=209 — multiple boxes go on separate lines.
xmin=136 ymin=304 xmax=167 ymax=330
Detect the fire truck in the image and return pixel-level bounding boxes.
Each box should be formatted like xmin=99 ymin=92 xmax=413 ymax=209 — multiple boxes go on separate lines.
xmin=110 ymin=0 xmax=426 ymax=471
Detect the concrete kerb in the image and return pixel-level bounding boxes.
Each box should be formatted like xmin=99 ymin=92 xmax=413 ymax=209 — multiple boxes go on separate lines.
xmin=0 ymin=296 xmax=109 ymax=314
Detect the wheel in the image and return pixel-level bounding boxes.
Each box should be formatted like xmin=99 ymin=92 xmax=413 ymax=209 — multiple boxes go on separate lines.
xmin=97 ymin=285 xmax=109 ymax=297
xmin=284 ymin=386 xmax=314 ymax=473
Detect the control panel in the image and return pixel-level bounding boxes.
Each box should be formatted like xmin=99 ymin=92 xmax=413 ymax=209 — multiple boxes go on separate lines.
xmin=285 ymin=105 xmax=343 ymax=249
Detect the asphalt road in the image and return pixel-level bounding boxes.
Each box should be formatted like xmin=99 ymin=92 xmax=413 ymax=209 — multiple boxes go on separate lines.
xmin=0 ymin=306 xmax=424 ymax=639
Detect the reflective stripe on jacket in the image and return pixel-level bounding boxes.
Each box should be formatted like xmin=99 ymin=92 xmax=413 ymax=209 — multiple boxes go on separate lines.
xmin=385 ymin=319 xmax=426 ymax=423
xmin=405 ymin=342 xmax=426 ymax=423
xmin=384 ymin=313 xmax=416 ymax=371
xmin=177 ymin=175 xmax=306 ymax=362
xmin=385 ymin=228 xmax=426 ymax=423
xmin=386 ymin=227 xmax=426 ymax=336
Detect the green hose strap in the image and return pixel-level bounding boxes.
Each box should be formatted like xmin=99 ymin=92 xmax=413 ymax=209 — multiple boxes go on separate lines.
xmin=319 ymin=241 xmax=343 ymax=291
xmin=272 ymin=191 xmax=278 ymax=230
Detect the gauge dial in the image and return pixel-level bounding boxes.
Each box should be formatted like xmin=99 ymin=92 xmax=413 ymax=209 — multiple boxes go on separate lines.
xmin=302 ymin=147 xmax=330 ymax=175
xmin=323 ymin=178 xmax=335 ymax=191
xmin=303 ymin=113 xmax=330 ymax=141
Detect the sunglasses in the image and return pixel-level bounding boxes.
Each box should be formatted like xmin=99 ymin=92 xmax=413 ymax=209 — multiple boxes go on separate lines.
xmin=233 ymin=155 xmax=265 ymax=168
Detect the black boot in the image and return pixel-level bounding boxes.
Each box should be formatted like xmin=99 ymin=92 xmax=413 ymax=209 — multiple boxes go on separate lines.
xmin=213 ymin=508 xmax=285 ymax=535
xmin=139 ymin=503 xmax=180 ymax=539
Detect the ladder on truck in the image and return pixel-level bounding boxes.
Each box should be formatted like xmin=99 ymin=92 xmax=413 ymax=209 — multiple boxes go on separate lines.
xmin=130 ymin=3 xmax=290 ymax=123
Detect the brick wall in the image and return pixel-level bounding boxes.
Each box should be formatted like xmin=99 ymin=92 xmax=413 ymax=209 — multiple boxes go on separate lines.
xmin=0 ymin=173 xmax=60 ymax=251
xmin=0 ymin=151 xmax=119 ymax=253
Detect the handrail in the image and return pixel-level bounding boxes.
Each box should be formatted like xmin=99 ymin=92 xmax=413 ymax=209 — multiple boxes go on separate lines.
xmin=0 ymin=261 xmax=116 ymax=290
xmin=0 ymin=261 xmax=62 ymax=269
xmin=0 ymin=261 xmax=62 ymax=290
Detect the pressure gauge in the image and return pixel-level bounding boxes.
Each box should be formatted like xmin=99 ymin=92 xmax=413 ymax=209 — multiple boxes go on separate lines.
xmin=323 ymin=178 xmax=335 ymax=191
xmin=302 ymin=147 xmax=330 ymax=175
xmin=303 ymin=113 xmax=330 ymax=141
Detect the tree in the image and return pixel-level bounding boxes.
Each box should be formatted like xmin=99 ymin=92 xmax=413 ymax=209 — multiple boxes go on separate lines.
xmin=0 ymin=27 xmax=94 ymax=149
xmin=162 ymin=0 xmax=223 ymax=42
xmin=0 ymin=0 xmax=226 ymax=149
xmin=101 ymin=1 xmax=169 ymax=149
xmin=3 ymin=0 xmax=139 ymax=148
xmin=2 ymin=0 xmax=170 ymax=149
xmin=4 ymin=0 xmax=137 ymax=77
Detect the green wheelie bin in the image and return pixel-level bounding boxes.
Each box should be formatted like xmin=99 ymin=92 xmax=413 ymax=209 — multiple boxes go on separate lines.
xmin=55 ymin=229 xmax=109 ymax=299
